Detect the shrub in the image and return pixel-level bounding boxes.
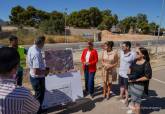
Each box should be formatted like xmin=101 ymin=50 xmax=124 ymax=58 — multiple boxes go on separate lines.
xmin=39 ymin=19 xmax=65 ymax=35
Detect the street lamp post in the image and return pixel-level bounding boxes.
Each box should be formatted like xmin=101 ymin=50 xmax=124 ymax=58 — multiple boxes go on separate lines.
xmin=64 ymin=8 xmax=67 ymax=43
xmin=154 ymin=16 xmax=159 ymax=36
xmin=154 ymin=25 xmax=156 ymax=36
xmin=156 ymin=0 xmax=165 ymax=57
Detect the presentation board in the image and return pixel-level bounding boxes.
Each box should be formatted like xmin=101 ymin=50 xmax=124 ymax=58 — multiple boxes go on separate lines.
xmin=44 ymin=50 xmax=74 ymax=74
xmin=42 ymin=71 xmax=83 ymax=109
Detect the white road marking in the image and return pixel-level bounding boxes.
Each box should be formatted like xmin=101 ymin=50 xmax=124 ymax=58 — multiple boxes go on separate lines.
xmin=152 ymin=77 xmax=165 ymax=85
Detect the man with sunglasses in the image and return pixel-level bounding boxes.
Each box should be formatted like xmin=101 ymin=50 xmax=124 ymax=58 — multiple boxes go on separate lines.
xmin=117 ymin=41 xmax=136 ymax=106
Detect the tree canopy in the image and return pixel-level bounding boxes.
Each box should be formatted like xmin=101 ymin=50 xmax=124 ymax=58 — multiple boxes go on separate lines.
xmin=9 ymin=6 xmax=160 ymax=34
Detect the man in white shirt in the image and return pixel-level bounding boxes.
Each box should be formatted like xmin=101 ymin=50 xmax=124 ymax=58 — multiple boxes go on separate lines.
xmin=27 ymin=36 xmax=49 ymax=114
xmin=118 ymin=41 xmax=135 ymax=105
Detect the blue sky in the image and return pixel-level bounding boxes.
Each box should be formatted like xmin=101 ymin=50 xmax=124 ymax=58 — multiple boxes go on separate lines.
xmin=0 ymin=0 xmax=165 ymax=27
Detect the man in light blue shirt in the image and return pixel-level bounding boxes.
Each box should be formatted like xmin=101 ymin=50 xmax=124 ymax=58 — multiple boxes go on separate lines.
xmin=118 ymin=41 xmax=135 ymax=106
xmin=27 ymin=36 xmax=49 ymax=114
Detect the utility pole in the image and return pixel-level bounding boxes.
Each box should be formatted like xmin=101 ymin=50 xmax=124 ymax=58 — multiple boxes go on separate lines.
xmin=156 ymin=0 xmax=165 ymax=57
xmin=154 ymin=16 xmax=159 ymax=36
xmin=64 ymin=8 xmax=68 ymax=43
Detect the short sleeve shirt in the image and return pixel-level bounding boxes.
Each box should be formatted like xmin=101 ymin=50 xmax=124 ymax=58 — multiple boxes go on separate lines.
xmin=119 ymin=51 xmax=135 ymax=78
xmin=130 ymin=60 xmax=152 ymax=80
xmin=27 ymin=45 xmax=45 ymax=78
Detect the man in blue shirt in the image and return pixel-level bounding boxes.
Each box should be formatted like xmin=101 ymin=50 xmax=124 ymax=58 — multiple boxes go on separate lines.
xmin=27 ymin=36 xmax=49 ymax=114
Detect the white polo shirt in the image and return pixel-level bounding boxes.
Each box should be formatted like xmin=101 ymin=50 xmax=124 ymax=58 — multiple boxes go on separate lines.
xmin=27 ymin=45 xmax=45 ymax=78
xmin=119 ymin=50 xmax=135 ymax=78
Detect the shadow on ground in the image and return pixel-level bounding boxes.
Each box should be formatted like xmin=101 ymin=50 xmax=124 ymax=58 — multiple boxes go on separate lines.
xmin=42 ymin=85 xmax=165 ymax=114
xmin=55 ymin=86 xmax=105 ymax=114
xmin=141 ymin=90 xmax=165 ymax=114
xmin=42 ymin=84 xmax=120 ymax=114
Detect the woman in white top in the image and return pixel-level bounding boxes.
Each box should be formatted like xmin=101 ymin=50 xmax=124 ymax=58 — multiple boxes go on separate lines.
xmin=102 ymin=41 xmax=118 ymax=99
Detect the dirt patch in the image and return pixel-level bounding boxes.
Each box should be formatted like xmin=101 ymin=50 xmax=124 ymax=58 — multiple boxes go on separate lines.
xmin=101 ymin=30 xmax=164 ymax=41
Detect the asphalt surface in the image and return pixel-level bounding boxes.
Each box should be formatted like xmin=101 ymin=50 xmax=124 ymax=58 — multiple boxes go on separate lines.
xmin=46 ymin=66 xmax=165 ymax=114
xmin=23 ymin=39 xmax=165 ymax=51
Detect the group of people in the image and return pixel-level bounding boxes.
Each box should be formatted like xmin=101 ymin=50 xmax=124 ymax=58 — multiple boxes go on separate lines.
xmin=0 ymin=34 xmax=152 ymax=114
xmin=81 ymin=41 xmax=152 ymax=114
xmin=0 ymin=35 xmax=49 ymax=114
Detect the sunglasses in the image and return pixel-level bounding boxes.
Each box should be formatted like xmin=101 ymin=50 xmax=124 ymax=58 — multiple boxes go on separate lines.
xmin=136 ymin=51 xmax=140 ymax=55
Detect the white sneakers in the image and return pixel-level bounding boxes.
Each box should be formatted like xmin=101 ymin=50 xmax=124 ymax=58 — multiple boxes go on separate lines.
xmin=127 ymin=109 xmax=135 ymax=114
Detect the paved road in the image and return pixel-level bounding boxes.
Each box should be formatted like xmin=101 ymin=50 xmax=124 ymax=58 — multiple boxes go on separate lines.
xmin=23 ymin=39 xmax=165 ymax=51
xmin=46 ymin=66 xmax=165 ymax=114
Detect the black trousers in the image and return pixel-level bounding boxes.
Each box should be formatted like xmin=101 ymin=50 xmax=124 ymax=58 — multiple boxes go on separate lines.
xmin=144 ymin=80 xmax=150 ymax=95
xmin=30 ymin=76 xmax=45 ymax=110
xmin=30 ymin=76 xmax=45 ymax=114
xmin=16 ymin=70 xmax=23 ymax=86
xmin=84 ymin=66 xmax=96 ymax=95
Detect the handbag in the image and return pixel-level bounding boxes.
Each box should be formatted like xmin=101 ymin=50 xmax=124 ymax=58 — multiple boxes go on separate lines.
xmin=127 ymin=73 xmax=139 ymax=80
xmin=112 ymin=69 xmax=117 ymax=82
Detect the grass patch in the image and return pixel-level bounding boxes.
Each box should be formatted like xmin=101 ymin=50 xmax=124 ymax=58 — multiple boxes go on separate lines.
xmin=0 ymin=29 xmax=93 ymax=45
